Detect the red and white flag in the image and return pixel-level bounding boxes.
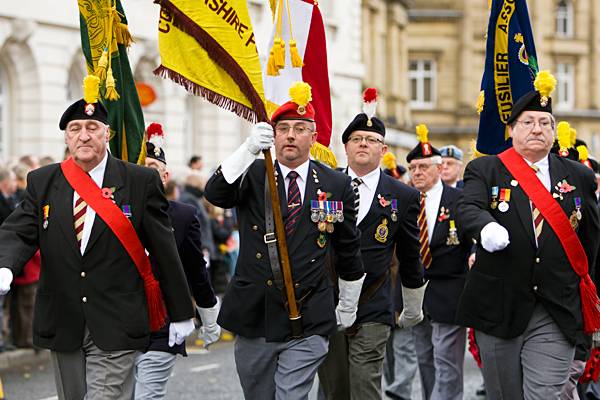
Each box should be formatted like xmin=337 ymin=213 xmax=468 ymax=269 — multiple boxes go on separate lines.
xmin=263 ymin=0 xmax=335 ymax=167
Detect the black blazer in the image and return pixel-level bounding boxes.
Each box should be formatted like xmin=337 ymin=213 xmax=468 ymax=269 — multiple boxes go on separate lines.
xmin=205 ymin=159 xmax=364 ymax=342
xmin=148 ymin=200 xmax=217 ymax=355
xmin=456 ymin=154 xmax=600 ymax=343
xmin=0 ymin=155 xmax=195 ymax=352
xmin=351 ymin=171 xmax=424 ymax=327
xmin=423 ymin=183 xmax=471 ymax=324
xmin=0 ymin=195 xmax=15 ymax=225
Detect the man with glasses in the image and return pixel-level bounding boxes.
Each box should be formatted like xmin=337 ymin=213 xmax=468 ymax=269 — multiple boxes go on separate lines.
xmin=405 ymin=127 xmax=472 ymax=400
xmin=456 ymin=74 xmax=600 ymax=399
xmin=318 ymin=96 xmax=426 ymax=400
xmin=204 ymin=82 xmax=364 ymax=399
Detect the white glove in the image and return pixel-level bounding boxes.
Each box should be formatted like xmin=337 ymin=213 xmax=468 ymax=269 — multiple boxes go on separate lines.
xmin=480 ymin=222 xmax=510 ymax=252
xmin=0 ymin=268 xmax=13 ymax=295
xmin=397 ymin=282 xmax=428 ymax=329
xmin=221 ymin=122 xmax=274 ymax=183
xmin=168 ymin=318 xmax=195 ymax=347
xmin=335 ymin=274 xmax=366 ymax=329
xmin=197 ymin=297 xmax=222 ymax=348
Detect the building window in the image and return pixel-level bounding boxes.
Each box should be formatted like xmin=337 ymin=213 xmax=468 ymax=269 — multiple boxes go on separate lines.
xmin=556 ymin=0 xmax=573 ymax=37
xmin=409 ymin=59 xmax=436 ymax=109
xmin=0 ymin=66 xmax=7 ymax=159
xmin=555 ymin=63 xmax=574 ymax=110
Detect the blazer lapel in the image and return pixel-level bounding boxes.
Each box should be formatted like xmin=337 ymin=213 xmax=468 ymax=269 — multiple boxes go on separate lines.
xmin=502 ymin=166 xmax=536 ymax=247
xmin=430 ymin=184 xmax=451 ymax=247
xmin=53 ymin=172 xmax=81 ymax=259
xmin=538 ymin=156 xmax=570 ymax=248
xmin=84 ymin=156 xmax=124 ymax=255
xmin=358 ymin=173 xmax=386 ymax=230
xmin=274 ymin=162 xmax=287 ymax=220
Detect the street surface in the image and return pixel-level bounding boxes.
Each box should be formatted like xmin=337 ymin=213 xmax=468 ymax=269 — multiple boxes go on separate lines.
xmin=2 ymin=339 xmax=485 ymax=399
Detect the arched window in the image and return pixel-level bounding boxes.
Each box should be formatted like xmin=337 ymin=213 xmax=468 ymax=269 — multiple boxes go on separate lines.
xmin=66 ymin=60 xmax=85 ymax=103
xmin=556 ymin=0 xmax=573 ymax=37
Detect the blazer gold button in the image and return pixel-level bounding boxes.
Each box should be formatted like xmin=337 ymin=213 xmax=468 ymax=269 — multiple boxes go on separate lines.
xmin=82 ymin=296 xmax=87 ymax=303
xmin=267 ymin=279 xmax=273 ymax=286
xmin=535 ymin=257 xmax=540 ymax=263
xmin=256 ymin=252 xmax=262 ymax=259
xmin=294 ymin=283 xmax=300 ymax=288
xmin=252 ymin=225 xmax=258 ymax=231
xmin=81 ymin=271 xmax=86 ymax=278
xmin=533 ymin=286 xmax=538 ymax=291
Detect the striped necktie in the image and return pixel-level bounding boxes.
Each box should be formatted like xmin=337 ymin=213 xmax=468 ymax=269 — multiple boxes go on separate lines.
xmin=351 ymin=177 xmax=363 ymax=219
xmin=74 ymin=193 xmax=87 ymax=248
xmin=418 ymin=192 xmax=432 ymax=269
xmin=530 ymin=165 xmax=544 ymax=244
xmin=285 ymin=171 xmax=301 ymax=237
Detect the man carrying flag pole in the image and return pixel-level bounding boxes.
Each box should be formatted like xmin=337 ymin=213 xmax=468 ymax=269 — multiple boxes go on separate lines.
xmin=154 ymin=1 xmax=365 ymax=398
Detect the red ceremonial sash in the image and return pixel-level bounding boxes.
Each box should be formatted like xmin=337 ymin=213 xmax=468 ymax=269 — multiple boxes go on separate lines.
xmin=498 ymin=147 xmax=600 ymax=334
xmin=60 ymin=157 xmax=167 ymax=331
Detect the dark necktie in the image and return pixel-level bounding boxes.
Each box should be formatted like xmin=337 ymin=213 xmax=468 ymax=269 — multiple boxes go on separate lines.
xmin=74 ymin=192 xmax=88 ymax=248
xmin=285 ymin=171 xmax=301 ymax=237
xmin=530 ymin=165 xmax=544 ymax=244
xmin=351 ymin=177 xmax=363 ymax=219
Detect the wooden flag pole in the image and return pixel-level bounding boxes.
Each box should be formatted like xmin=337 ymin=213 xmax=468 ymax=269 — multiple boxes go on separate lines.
xmin=262 ymin=149 xmax=303 ymax=337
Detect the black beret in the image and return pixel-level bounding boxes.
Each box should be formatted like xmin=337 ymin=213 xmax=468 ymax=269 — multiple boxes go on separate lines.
xmin=341 ymin=114 xmax=385 ymax=144
xmin=59 ymin=99 xmax=108 ymax=131
xmin=406 ymin=142 xmax=442 ymax=163
xmin=383 ymin=165 xmax=407 ymax=178
xmin=146 ymin=142 xmax=166 ymax=165
xmin=507 ymin=91 xmax=553 ymax=125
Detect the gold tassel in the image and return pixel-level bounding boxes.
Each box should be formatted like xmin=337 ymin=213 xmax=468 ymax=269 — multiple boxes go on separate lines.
xmin=289 ymin=40 xmax=303 ymax=68
xmin=267 ymin=49 xmax=279 ymax=76
xmin=273 ymin=37 xmax=285 ymax=69
xmin=310 ymin=142 xmax=337 ymax=169
xmin=95 ymin=49 xmax=109 ymax=81
xmin=105 ymin=68 xmax=120 ymax=101
xmin=115 ymin=22 xmax=134 ymax=47
xmin=476 ymin=90 xmax=485 ymax=114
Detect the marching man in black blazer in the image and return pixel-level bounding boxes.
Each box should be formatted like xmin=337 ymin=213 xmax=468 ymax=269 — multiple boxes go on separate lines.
xmin=135 ymin=123 xmax=220 ymax=399
xmin=317 ymin=88 xmax=426 ymax=400
xmin=456 ymin=71 xmax=600 ymax=399
xmin=0 ymin=77 xmax=195 ymax=400
xmin=204 ymin=82 xmax=365 ymax=400
xmin=406 ymin=126 xmax=472 ymax=400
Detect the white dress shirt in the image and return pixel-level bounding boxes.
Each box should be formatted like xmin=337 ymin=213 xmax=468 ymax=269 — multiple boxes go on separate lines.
xmin=348 ymin=167 xmax=380 ymax=225
xmin=73 ymin=152 xmax=108 ymax=254
xmin=424 ymin=179 xmax=444 ymax=242
xmin=278 ymin=159 xmax=310 ymax=204
xmin=525 ymin=155 xmax=551 ymax=191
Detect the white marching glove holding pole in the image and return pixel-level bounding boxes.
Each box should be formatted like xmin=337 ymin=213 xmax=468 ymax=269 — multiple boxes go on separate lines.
xmin=197 ymin=297 xmax=222 ymax=348
xmin=480 ymin=222 xmax=510 ymax=252
xmin=335 ymin=274 xmax=366 ymax=329
xmin=397 ymin=282 xmax=428 ymax=329
xmin=168 ymin=318 xmax=196 ymax=347
xmin=0 ymin=268 xmax=12 ymax=295
xmin=220 ymin=122 xmax=274 ymax=183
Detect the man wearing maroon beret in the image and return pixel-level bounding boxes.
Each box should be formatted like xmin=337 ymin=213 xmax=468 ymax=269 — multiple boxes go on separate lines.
xmin=205 ymin=82 xmax=365 ymax=399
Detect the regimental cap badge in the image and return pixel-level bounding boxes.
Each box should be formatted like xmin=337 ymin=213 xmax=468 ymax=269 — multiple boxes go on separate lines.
xmin=534 ymin=70 xmax=557 ymax=108
xmin=84 ymin=103 xmax=95 ymax=116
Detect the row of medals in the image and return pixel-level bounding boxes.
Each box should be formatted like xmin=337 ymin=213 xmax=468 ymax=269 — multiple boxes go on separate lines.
xmin=311 ymin=209 xmax=343 ymax=233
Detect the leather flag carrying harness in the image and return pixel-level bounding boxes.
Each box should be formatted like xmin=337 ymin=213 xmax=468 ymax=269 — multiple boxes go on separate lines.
xmin=498 ymin=147 xmax=600 ymax=334
xmin=61 ymin=157 xmax=167 ymax=331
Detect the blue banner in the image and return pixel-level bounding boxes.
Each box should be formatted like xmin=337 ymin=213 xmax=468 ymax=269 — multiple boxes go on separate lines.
xmin=476 ymin=0 xmax=539 ymax=155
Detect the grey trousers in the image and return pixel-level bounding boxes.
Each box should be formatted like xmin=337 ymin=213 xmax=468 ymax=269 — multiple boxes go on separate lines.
xmin=51 ymin=328 xmax=137 ymax=400
xmin=476 ymin=303 xmax=575 ymax=400
xmin=134 ymin=351 xmax=177 ymax=400
xmin=383 ymin=326 xmax=418 ymax=400
xmin=318 ymin=322 xmax=391 ymax=400
xmin=234 ymin=334 xmax=329 ymax=400
xmin=413 ymin=317 xmax=466 ymax=400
